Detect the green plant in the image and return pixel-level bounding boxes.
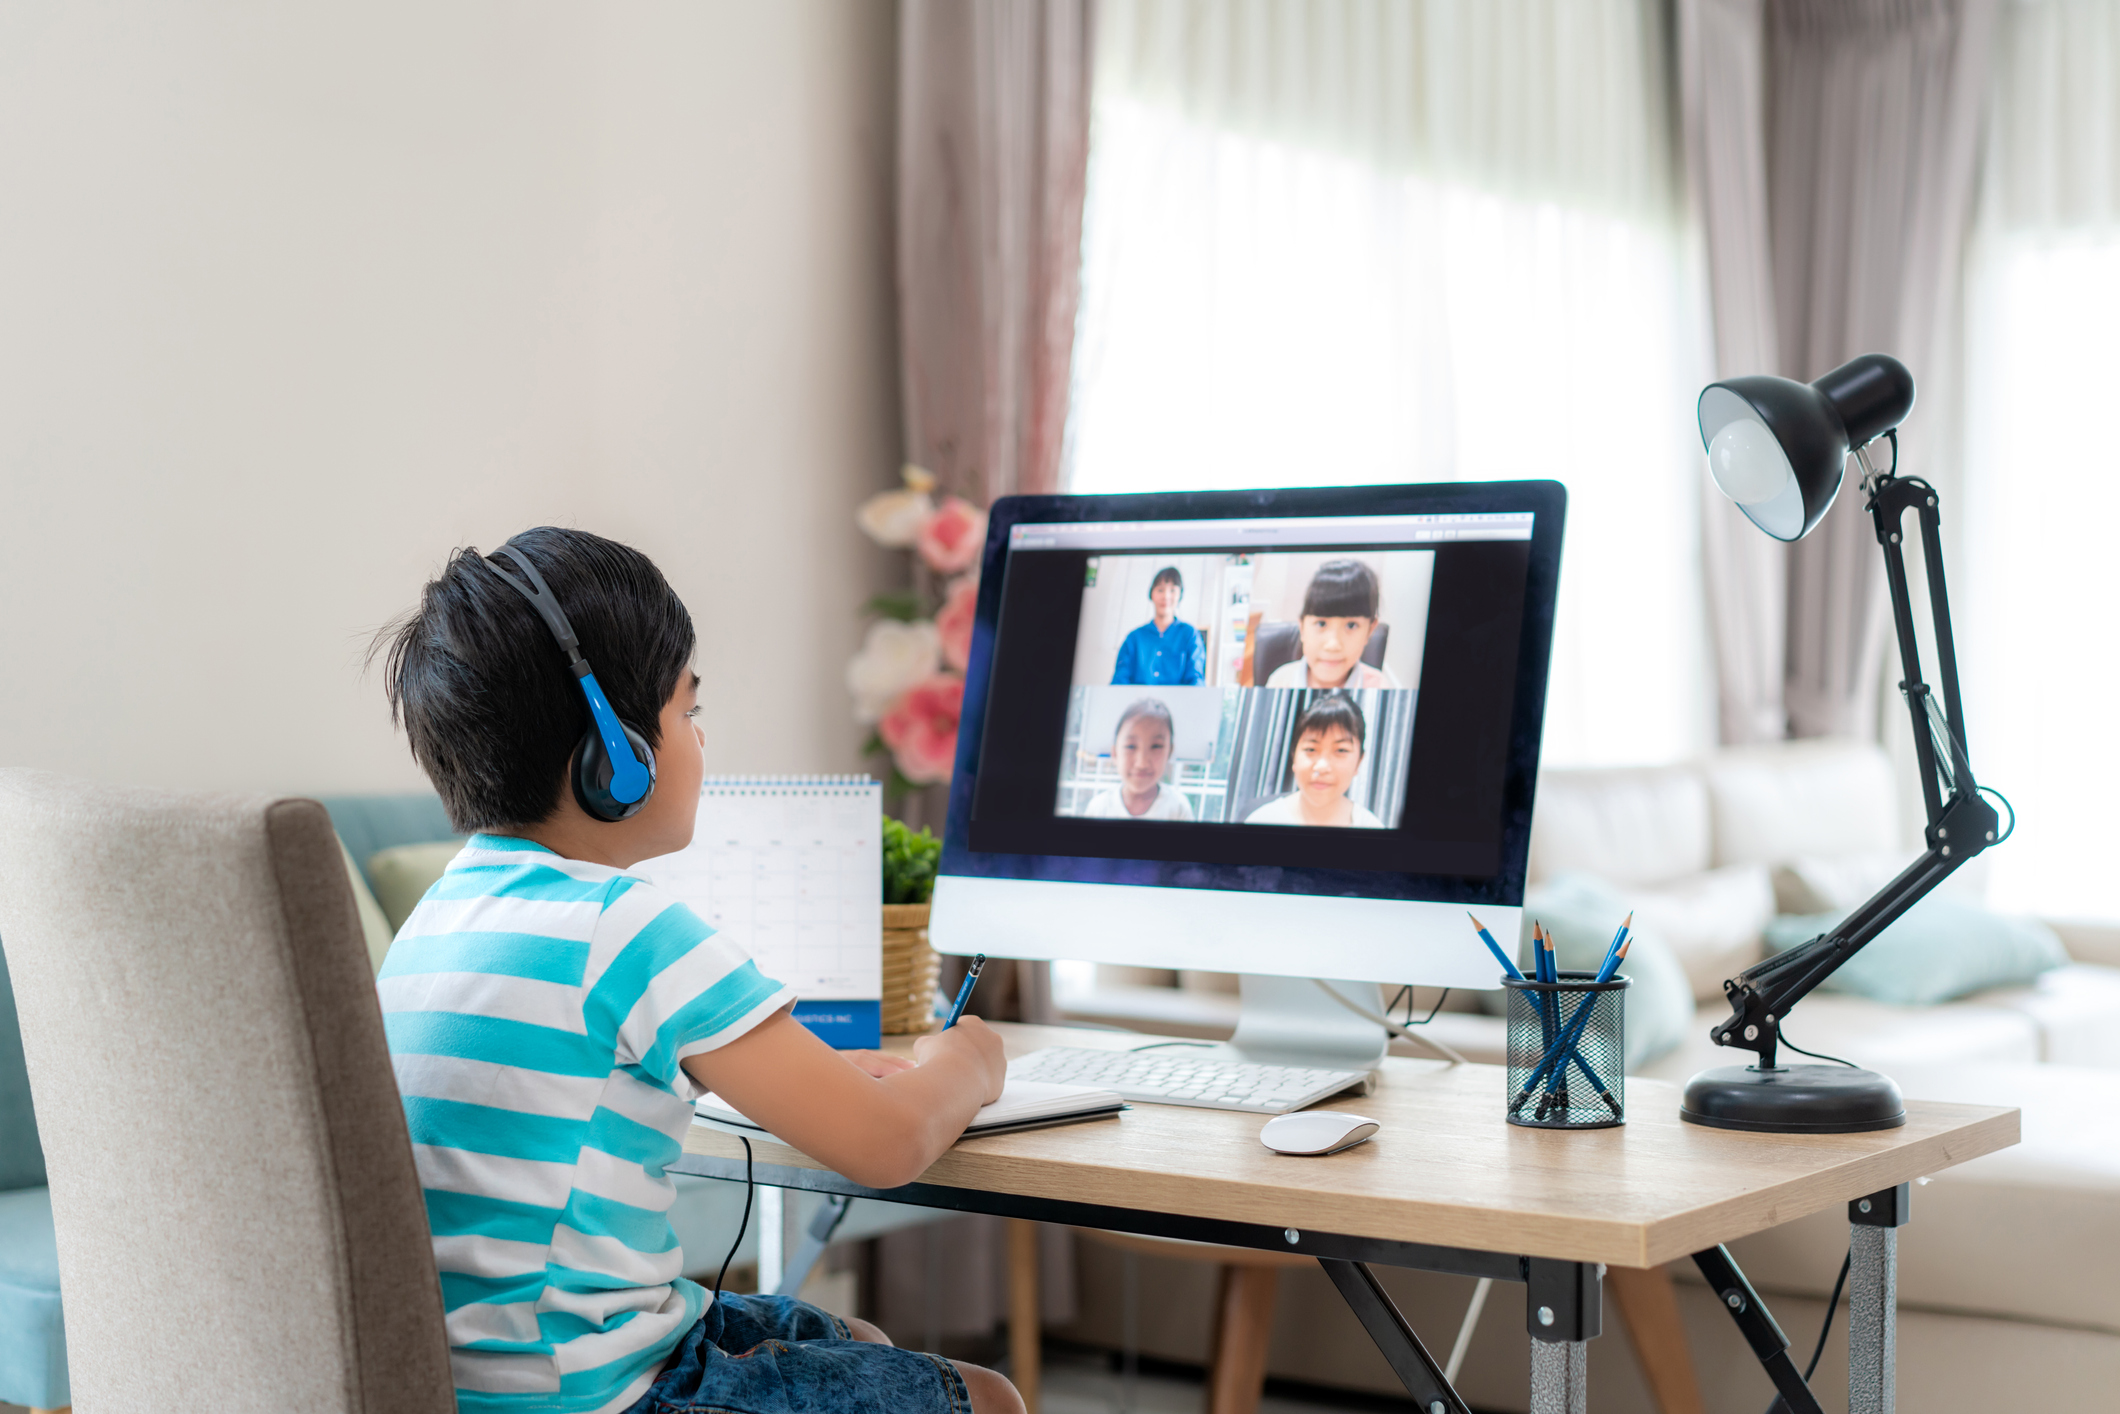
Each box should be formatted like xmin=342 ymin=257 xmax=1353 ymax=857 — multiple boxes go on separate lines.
xmin=882 ymin=816 xmax=942 ymax=906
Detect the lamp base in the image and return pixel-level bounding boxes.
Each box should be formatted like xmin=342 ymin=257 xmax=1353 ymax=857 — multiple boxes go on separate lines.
xmin=1679 ymin=1063 xmax=1906 ymax=1133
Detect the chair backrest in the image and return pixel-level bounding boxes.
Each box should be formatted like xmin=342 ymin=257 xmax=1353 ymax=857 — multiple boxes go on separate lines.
xmin=1251 ymin=619 xmax=1390 ymax=684
xmin=0 ymin=769 xmax=453 ymax=1414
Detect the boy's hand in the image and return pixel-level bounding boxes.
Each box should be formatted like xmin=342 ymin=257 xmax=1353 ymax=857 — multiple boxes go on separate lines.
xmin=913 ymin=1015 xmax=1008 ymax=1105
xmin=842 ymin=1049 xmax=918 ymax=1078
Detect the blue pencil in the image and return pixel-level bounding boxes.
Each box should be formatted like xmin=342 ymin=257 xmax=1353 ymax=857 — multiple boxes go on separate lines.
xmin=1466 ymin=913 xmax=1526 ymax=982
xmin=942 ymin=954 xmax=986 ymax=1029
xmin=1595 ymin=912 xmax=1633 ymax=980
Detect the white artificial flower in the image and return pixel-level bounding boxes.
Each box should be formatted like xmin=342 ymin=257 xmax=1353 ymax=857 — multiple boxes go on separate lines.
xmin=847 ymin=618 xmax=942 ymax=722
xmin=855 ymin=487 xmax=935 ymax=548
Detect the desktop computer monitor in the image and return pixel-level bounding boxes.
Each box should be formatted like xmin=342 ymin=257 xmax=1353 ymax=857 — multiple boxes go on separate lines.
xmin=932 ymin=482 xmax=1563 ymax=1055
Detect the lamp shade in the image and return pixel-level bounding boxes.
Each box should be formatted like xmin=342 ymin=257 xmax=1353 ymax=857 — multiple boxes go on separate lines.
xmin=1697 ymin=353 xmax=1915 ymax=542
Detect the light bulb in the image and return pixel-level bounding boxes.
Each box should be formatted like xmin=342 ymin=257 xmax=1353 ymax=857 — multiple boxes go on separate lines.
xmin=1708 ymin=418 xmax=1794 ymax=506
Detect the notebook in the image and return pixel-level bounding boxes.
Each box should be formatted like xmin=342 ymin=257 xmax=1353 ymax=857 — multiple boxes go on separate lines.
xmin=635 ymin=775 xmax=883 ymax=1047
xmin=696 ymin=1080 xmax=1128 ymax=1141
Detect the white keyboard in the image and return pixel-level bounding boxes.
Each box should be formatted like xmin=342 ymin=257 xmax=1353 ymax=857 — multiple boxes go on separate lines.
xmin=1007 ymin=1045 xmax=1369 ymax=1115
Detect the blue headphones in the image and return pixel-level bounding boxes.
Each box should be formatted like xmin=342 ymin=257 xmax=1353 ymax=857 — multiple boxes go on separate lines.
xmin=483 ymin=546 xmax=657 ymax=822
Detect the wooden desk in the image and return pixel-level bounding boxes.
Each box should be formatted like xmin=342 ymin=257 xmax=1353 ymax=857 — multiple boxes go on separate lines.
xmin=674 ymin=1024 xmax=2017 ymax=1414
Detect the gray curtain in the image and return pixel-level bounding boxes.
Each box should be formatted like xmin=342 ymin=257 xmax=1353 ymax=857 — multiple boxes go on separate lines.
xmin=898 ymin=0 xmax=1095 ymax=504
xmin=1681 ymin=0 xmax=1998 ymax=743
xmin=881 ymin=0 xmax=1096 ymax=1345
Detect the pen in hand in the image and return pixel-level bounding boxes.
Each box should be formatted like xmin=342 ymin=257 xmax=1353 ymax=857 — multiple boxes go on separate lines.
xmin=943 ymin=954 xmax=986 ymax=1030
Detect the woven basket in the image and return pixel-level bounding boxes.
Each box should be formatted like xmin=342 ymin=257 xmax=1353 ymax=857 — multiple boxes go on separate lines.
xmin=881 ymin=902 xmax=941 ymax=1034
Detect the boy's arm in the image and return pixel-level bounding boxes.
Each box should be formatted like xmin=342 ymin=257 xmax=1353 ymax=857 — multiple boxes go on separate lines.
xmin=681 ymin=1010 xmax=1008 ymax=1190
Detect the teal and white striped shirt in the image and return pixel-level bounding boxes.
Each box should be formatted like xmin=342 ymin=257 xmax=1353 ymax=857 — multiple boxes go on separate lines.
xmin=380 ymin=834 xmax=794 ymax=1413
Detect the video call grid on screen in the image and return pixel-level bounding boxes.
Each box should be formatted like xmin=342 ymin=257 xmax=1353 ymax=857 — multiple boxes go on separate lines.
xmin=948 ymin=491 xmax=1561 ymax=904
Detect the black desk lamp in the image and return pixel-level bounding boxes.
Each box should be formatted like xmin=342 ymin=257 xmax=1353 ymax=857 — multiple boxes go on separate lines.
xmin=1681 ymin=353 xmax=2006 ymax=1133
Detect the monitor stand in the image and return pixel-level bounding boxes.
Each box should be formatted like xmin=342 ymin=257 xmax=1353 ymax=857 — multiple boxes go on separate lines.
xmin=1226 ymin=975 xmax=1390 ymax=1072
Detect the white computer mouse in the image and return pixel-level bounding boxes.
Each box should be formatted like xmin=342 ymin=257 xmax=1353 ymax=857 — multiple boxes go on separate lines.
xmin=1259 ymin=1110 xmax=1380 ymax=1156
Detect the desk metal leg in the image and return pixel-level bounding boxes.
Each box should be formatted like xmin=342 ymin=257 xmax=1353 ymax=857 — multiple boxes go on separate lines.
xmin=1527 ymin=1259 xmax=1600 ymax=1414
xmin=1848 ymin=1184 xmax=1909 ymax=1414
xmin=1317 ymin=1259 xmax=1472 ymax=1414
xmin=1529 ymin=1340 xmax=1587 ymax=1414
xmin=774 ymin=1193 xmax=853 ymax=1298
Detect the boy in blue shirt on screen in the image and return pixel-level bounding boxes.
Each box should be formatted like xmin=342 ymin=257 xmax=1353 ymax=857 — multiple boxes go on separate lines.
xmin=374 ymin=526 xmax=1018 ymax=1414
xmin=1110 ymin=565 xmax=1204 ymax=685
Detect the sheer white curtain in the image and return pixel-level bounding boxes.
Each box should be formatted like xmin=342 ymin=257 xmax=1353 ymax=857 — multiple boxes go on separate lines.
xmin=1064 ymin=0 xmax=1714 ymax=767
xmin=1962 ymin=0 xmax=2120 ymax=918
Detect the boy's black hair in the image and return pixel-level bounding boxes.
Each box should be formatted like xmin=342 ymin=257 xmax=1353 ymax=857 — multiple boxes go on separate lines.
xmin=1286 ymin=692 xmax=1367 ymax=776
xmin=1150 ymin=565 xmax=1184 ymax=597
xmin=1113 ymin=696 xmax=1176 ymax=747
xmin=373 ymin=527 xmax=696 ymax=832
xmin=1300 ymin=559 xmax=1380 ymax=620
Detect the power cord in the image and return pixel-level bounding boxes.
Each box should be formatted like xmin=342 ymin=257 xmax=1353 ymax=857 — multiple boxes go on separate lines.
xmin=1764 ymin=1247 xmax=1850 ymax=1413
xmin=712 ymin=1136 xmax=754 ymax=1301
xmin=1312 ymin=979 xmax=1468 ymax=1064
xmin=1978 ymin=784 xmax=2017 ymax=843
xmin=1776 ymin=1018 xmax=1858 ymax=1069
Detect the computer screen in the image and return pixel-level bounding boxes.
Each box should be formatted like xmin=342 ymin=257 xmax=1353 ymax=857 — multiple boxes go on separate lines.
xmin=932 ymin=481 xmax=1563 ymax=989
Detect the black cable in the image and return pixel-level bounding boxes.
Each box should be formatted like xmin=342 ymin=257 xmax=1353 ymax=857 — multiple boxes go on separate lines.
xmin=1764 ymin=1247 xmax=1851 ymax=1413
xmin=1777 ymin=1019 xmax=1858 ymax=1069
xmin=1806 ymin=1250 xmax=1852 ymax=1381
xmin=712 ymin=1136 xmax=753 ymax=1301
xmin=1978 ymin=784 xmax=2017 ymax=843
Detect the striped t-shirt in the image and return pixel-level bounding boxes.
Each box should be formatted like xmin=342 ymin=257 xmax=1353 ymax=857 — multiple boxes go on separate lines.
xmin=379 ymin=833 xmax=794 ymax=1413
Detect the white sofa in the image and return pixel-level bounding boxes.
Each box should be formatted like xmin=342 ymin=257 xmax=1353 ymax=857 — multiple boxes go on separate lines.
xmin=1055 ymin=739 xmax=2120 ymax=1412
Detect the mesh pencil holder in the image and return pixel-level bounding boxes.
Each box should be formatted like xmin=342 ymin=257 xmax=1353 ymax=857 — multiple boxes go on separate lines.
xmin=1503 ymin=970 xmax=1629 ymax=1129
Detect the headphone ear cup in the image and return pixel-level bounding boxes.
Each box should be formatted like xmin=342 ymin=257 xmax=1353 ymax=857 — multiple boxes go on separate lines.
xmin=572 ymin=721 xmax=657 ymax=823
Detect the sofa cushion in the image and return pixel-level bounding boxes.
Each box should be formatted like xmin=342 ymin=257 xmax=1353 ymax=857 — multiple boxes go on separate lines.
xmin=1971 ymin=964 xmax=2120 ymax=1069
xmin=0 ymin=940 xmax=43 ymax=1192
xmin=0 ymin=1185 xmax=67 ymax=1409
xmin=1774 ymin=848 xmax=1991 ymax=914
xmin=1529 ymin=765 xmax=1710 ymax=886
xmin=1702 ymin=738 xmax=1899 ymax=868
xmin=1693 ymin=1063 xmax=2120 ymax=1336
xmin=1765 ymin=898 xmax=2068 ymax=1007
xmin=1631 ymin=992 xmax=2043 ymax=1085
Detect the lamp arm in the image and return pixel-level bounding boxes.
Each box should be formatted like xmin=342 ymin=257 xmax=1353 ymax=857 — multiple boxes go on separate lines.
xmin=1709 ymin=459 xmax=2002 ymax=1069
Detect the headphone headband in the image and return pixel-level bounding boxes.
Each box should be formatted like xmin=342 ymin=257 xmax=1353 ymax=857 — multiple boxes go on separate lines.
xmin=479 ymin=543 xmax=656 ymax=818
xmin=485 ymin=546 xmax=586 ymax=672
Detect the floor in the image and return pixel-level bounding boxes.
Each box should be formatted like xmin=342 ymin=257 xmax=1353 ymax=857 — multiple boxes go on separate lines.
xmin=1035 ymin=1343 xmax=1467 ymax=1414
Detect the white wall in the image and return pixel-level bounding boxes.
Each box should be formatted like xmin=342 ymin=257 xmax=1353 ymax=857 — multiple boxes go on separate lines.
xmin=0 ymin=1 xmax=901 ymax=795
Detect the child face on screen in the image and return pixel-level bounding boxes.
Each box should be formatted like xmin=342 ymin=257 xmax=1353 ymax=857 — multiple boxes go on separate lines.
xmin=1298 ymin=614 xmax=1377 ymax=688
xmin=1290 ymin=724 xmax=1362 ymax=808
xmin=1115 ymin=714 xmax=1173 ymax=799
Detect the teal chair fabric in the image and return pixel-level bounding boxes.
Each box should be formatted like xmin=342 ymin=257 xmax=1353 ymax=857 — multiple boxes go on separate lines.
xmin=0 ymin=940 xmax=65 ymax=1409
xmin=0 ymin=1186 xmax=64 ymax=1408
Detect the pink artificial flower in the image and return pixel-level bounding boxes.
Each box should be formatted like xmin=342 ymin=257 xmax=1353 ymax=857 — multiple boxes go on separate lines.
xmin=935 ymin=576 xmax=978 ymax=671
xmin=917 ymin=496 xmax=988 ymax=575
xmin=879 ymin=674 xmax=964 ymax=785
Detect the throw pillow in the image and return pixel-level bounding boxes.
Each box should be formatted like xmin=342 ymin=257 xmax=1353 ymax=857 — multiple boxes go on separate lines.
xmin=1773 ymin=849 xmax=1989 ymax=915
xmin=366 ymin=839 xmax=467 ymax=934
xmin=1478 ymin=872 xmax=1694 ymax=1068
xmin=337 ymin=838 xmax=397 ymax=973
xmin=1764 ymin=896 xmax=2069 ymax=1007
xmin=1625 ymin=864 xmax=1775 ymax=1003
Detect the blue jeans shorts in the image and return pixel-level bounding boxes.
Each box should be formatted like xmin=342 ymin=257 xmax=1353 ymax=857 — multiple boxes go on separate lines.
xmin=626 ymin=1292 xmax=970 ymax=1414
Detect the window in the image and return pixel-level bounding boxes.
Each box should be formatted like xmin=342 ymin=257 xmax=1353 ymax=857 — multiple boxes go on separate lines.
xmin=1064 ymin=0 xmax=1713 ymax=768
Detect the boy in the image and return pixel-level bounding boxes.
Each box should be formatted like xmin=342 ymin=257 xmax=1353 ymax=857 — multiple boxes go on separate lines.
xmin=1264 ymin=559 xmax=1401 ymax=689
xmin=375 ymin=526 xmax=1020 ymax=1414
xmin=1109 ymin=565 xmax=1205 ymax=685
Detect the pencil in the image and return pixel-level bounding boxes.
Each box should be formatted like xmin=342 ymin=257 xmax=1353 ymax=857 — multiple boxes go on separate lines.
xmin=943 ymin=954 xmax=986 ymax=1029
xmin=1465 ymin=913 xmax=1526 ymax=983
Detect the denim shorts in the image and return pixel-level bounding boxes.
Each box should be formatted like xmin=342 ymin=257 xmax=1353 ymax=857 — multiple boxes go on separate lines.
xmin=625 ymin=1292 xmax=970 ymax=1414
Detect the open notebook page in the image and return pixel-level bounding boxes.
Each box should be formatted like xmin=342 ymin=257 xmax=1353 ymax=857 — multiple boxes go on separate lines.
xmin=696 ymin=1079 xmax=1124 ymax=1136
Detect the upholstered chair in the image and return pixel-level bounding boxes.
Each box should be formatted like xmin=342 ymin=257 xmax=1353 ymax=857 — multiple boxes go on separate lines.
xmin=0 ymin=770 xmax=454 ymax=1413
